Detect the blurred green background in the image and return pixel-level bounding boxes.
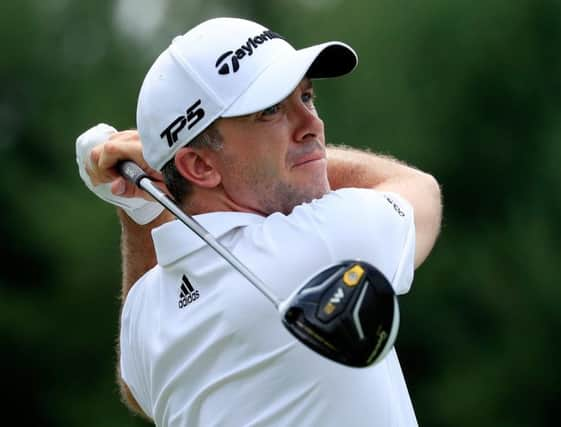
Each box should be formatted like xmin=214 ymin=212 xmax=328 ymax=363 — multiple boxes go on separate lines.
xmin=1 ymin=0 xmax=560 ymax=426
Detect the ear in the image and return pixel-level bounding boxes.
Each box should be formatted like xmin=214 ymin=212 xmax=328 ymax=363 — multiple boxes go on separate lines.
xmin=174 ymin=147 xmax=222 ymax=189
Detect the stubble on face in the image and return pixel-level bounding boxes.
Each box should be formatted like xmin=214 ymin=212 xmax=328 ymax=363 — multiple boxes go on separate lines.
xmin=221 ymin=140 xmax=330 ymax=215
xmin=258 ymin=170 xmax=328 ymax=215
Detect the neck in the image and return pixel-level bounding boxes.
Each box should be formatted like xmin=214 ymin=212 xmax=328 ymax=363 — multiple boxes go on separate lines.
xmin=182 ymin=187 xmax=266 ymax=217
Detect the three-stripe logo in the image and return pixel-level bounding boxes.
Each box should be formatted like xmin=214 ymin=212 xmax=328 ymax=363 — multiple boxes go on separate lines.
xmin=178 ymin=275 xmax=200 ymax=309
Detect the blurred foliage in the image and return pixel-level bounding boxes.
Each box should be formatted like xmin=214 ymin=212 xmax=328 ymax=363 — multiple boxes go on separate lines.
xmin=1 ymin=0 xmax=560 ymax=426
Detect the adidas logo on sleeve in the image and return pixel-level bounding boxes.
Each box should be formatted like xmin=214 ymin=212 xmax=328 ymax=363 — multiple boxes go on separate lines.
xmin=178 ymin=275 xmax=200 ymax=309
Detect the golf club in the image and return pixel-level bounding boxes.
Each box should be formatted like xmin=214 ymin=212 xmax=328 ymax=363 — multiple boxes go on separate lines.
xmin=118 ymin=160 xmax=399 ymax=367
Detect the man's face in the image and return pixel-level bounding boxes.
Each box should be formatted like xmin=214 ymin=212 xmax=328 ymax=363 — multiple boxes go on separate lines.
xmin=213 ymin=79 xmax=329 ymax=215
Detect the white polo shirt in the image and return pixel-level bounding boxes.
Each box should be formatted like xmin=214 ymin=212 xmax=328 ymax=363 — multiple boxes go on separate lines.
xmin=120 ymin=188 xmax=417 ymax=427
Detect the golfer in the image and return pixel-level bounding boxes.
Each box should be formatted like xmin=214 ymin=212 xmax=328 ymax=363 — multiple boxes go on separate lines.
xmin=76 ymin=17 xmax=442 ymax=427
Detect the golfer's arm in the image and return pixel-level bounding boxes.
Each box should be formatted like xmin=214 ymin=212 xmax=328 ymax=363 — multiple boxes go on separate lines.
xmin=117 ymin=377 xmax=151 ymax=422
xmin=118 ymin=208 xmax=172 ymax=300
xmin=326 ymin=145 xmax=442 ymax=268
xmin=117 ymin=208 xmax=171 ymax=421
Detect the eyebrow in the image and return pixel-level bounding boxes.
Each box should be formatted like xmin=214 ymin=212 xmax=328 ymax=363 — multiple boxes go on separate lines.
xmin=301 ymin=78 xmax=313 ymax=90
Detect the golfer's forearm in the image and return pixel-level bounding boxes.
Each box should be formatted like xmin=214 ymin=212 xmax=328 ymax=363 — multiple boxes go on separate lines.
xmin=118 ymin=209 xmax=172 ymax=300
xmin=326 ymin=145 xmax=442 ymax=268
xmin=327 ymin=145 xmax=416 ymax=190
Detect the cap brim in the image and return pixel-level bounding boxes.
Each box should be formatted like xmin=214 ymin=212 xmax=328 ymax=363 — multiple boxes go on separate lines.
xmin=221 ymin=41 xmax=357 ymax=117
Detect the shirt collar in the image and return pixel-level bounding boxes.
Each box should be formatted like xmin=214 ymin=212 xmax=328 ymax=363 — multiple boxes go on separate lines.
xmin=152 ymin=211 xmax=264 ymax=266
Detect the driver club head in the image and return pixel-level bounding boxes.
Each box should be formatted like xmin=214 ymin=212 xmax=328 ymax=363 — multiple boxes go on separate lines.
xmin=280 ymin=260 xmax=399 ymax=367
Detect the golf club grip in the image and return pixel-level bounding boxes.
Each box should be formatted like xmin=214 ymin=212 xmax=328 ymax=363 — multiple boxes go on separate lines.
xmin=118 ymin=161 xmax=148 ymax=186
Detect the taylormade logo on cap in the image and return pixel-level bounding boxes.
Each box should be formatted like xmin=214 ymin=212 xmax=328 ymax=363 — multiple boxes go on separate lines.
xmin=215 ymin=30 xmax=282 ymax=75
xmin=136 ymin=17 xmax=358 ymax=171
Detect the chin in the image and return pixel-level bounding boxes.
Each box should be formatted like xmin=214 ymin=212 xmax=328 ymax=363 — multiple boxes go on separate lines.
xmin=308 ymin=176 xmax=330 ymax=198
xmin=298 ymin=185 xmax=330 ymax=207
xmin=264 ymin=176 xmax=330 ymax=215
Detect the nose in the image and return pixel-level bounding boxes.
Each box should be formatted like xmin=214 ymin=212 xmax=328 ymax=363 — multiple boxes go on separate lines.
xmin=289 ymin=96 xmax=324 ymax=144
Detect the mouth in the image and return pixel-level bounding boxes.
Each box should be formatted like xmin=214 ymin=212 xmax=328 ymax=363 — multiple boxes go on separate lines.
xmin=291 ymin=151 xmax=326 ymax=169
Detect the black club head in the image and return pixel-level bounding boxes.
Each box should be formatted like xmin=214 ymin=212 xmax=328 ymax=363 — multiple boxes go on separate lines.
xmin=281 ymin=260 xmax=399 ymax=367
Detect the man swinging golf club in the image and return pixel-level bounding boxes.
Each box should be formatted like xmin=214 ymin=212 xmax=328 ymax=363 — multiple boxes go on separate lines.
xmin=76 ymin=17 xmax=442 ymax=427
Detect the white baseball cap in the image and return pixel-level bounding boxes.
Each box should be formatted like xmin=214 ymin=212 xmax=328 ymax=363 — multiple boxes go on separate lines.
xmin=137 ymin=17 xmax=358 ymax=170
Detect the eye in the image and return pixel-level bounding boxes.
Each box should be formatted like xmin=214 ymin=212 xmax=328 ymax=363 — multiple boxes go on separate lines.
xmin=260 ymin=104 xmax=281 ymax=117
xmin=301 ymin=90 xmax=316 ymax=107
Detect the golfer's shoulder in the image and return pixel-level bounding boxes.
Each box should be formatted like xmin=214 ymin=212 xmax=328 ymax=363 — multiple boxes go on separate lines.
xmin=255 ymin=188 xmax=413 ymax=245
xmin=294 ymin=188 xmax=413 ymax=227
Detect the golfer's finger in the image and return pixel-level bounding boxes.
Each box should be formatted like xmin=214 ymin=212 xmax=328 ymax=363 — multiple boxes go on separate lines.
xmin=103 ymin=132 xmax=162 ymax=180
xmin=86 ymin=161 xmax=119 ymax=187
xmin=110 ymin=177 xmax=153 ymax=200
xmin=97 ymin=139 xmax=142 ymax=170
xmin=88 ymin=143 xmax=118 ymax=183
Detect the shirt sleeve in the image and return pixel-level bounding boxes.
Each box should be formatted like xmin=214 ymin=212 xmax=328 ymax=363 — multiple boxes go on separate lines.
xmin=282 ymin=188 xmax=416 ymax=295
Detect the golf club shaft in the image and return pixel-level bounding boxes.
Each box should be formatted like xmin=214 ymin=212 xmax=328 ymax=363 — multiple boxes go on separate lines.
xmin=119 ymin=161 xmax=281 ymax=308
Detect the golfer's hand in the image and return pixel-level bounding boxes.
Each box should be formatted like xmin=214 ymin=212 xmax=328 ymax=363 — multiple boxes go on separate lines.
xmin=88 ymin=129 xmax=166 ymax=200
xmin=76 ymin=123 xmax=165 ymax=224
